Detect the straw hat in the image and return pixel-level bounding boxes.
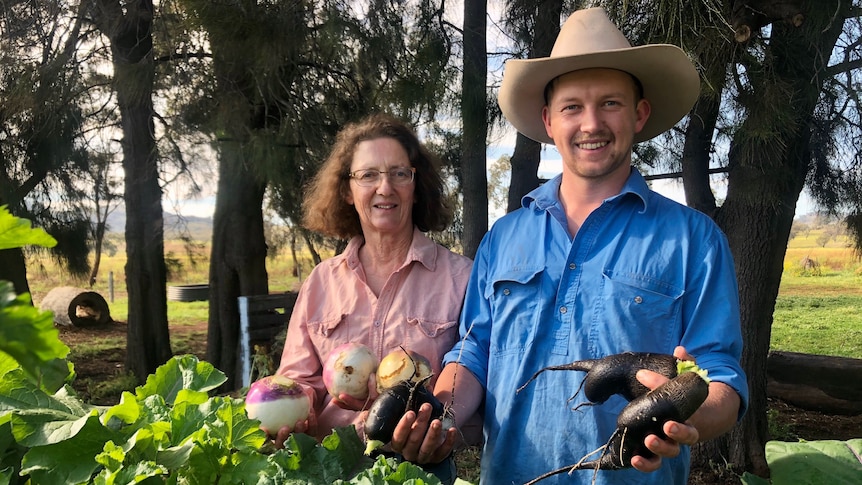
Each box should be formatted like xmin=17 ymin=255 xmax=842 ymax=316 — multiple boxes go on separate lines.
xmin=498 ymin=7 xmax=700 ymax=144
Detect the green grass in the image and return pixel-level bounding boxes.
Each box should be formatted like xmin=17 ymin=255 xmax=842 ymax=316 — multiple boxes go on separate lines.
xmin=67 ymin=336 xmax=127 ymax=359
xmin=772 ymin=294 xmax=862 ymax=358
xmin=774 ymin=230 xmax=862 ymax=359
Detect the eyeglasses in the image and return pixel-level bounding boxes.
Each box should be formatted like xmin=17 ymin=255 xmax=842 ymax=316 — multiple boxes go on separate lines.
xmin=348 ymin=167 xmax=416 ymax=187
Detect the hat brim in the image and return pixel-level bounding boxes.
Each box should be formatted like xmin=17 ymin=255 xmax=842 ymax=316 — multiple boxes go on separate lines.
xmin=498 ymin=44 xmax=700 ymax=145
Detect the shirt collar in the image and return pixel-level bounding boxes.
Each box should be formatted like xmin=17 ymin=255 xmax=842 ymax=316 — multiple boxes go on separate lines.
xmin=522 ymin=168 xmax=650 ymax=213
xmin=342 ymin=227 xmax=437 ymax=272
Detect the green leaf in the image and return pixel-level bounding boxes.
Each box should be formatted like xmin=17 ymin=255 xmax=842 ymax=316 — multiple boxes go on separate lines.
xmin=94 ymin=459 xmax=168 ymax=484
xmin=338 ymin=454 xmax=441 ymax=484
xmin=219 ymin=449 xmax=281 ymax=484
xmin=102 ymin=392 xmax=142 ymax=427
xmin=318 ymin=426 xmax=369 ymax=479
xmin=766 ymin=439 xmax=862 ymax=485
xmin=0 ymin=282 xmax=71 ymax=386
xmin=204 ymin=396 xmax=267 ymax=452
xmin=0 ymin=206 xmax=57 ymax=250
xmin=0 ymin=422 xmax=26 ymax=485
xmin=740 ymin=472 xmax=772 ymax=485
xmin=20 ymin=413 xmax=122 ymax=485
xmin=134 ymin=355 xmax=226 ymax=405
xmin=0 ymin=370 xmax=90 ymax=441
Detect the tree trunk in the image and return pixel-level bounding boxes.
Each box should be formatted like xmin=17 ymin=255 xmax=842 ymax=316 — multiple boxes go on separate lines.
xmin=94 ymin=0 xmax=173 ymax=382
xmin=89 ymin=219 xmax=106 ymax=287
xmin=698 ymin=1 xmax=847 ymax=477
xmin=507 ymin=134 xmax=542 ymax=213
xmin=207 ymin=141 xmax=269 ymax=390
xmin=505 ymin=0 xmax=562 ymax=213
xmin=0 ymin=248 xmax=30 ymax=297
xmin=460 ymin=0 xmax=488 ymax=258
xmin=681 ymin=94 xmax=721 ymax=216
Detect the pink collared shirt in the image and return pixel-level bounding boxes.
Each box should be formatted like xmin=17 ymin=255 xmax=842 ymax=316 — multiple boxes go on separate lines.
xmin=277 ymin=228 xmax=472 ymax=440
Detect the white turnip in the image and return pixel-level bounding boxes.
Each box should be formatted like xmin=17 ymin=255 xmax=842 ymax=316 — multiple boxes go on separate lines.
xmin=376 ymin=348 xmax=433 ymax=391
xmin=245 ymin=375 xmax=311 ymax=432
xmin=322 ymin=342 xmax=378 ymax=400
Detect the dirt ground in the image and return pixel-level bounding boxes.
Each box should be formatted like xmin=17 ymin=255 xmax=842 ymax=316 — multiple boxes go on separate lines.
xmin=57 ymin=319 xmax=862 ymax=485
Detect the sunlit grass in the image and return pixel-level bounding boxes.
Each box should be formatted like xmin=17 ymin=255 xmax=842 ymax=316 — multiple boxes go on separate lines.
xmin=771 ymin=294 xmax=862 ymax=358
xmin=774 ymin=229 xmax=862 ymax=358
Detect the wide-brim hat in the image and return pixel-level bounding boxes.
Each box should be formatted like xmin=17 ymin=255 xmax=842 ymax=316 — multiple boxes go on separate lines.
xmin=498 ymin=7 xmax=700 ymax=144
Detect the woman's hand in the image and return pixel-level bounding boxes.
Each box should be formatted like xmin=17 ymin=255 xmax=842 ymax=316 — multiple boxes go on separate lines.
xmin=331 ymin=372 xmax=379 ymax=411
xmin=265 ymin=409 xmax=320 ymax=449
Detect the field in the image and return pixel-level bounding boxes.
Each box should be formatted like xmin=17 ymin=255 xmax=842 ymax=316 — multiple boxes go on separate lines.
xmin=23 ymin=222 xmax=862 ymax=484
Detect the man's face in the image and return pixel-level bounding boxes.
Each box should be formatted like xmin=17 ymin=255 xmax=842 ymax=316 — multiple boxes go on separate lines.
xmin=542 ymin=68 xmax=650 ymax=183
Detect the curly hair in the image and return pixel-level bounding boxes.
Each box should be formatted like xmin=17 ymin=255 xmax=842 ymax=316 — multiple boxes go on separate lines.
xmin=301 ymin=113 xmax=453 ymax=239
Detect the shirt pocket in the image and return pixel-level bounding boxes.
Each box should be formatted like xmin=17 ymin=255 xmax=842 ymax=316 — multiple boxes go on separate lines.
xmin=592 ymin=270 xmax=683 ymax=352
xmin=405 ymin=316 xmax=458 ymax=339
xmin=486 ymin=267 xmax=543 ymax=356
xmin=306 ymin=313 xmax=347 ymax=341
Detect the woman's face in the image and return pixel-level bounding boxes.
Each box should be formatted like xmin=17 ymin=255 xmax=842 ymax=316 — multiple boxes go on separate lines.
xmin=345 ymin=137 xmax=416 ymax=239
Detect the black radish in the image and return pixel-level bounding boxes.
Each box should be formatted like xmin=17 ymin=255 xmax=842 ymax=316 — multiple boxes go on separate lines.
xmin=362 ymin=349 xmax=452 ymax=455
xmin=517 ymin=352 xmax=678 ymax=408
xmin=524 ymin=365 xmax=711 ymax=485
xmin=363 ymin=377 xmax=447 ymax=454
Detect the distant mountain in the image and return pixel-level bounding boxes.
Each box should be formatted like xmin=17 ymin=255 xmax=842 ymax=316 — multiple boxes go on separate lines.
xmin=105 ymin=209 xmax=213 ymax=241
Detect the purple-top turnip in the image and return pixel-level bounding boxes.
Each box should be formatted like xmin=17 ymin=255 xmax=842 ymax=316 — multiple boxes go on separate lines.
xmin=322 ymin=342 xmax=378 ymax=400
xmin=245 ymin=375 xmax=311 ymax=433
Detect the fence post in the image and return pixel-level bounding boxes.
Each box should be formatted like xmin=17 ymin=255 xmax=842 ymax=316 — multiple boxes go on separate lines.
xmin=238 ymin=296 xmax=252 ymax=388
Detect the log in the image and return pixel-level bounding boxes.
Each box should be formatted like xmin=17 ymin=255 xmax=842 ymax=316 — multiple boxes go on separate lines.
xmin=39 ymin=286 xmax=112 ymax=327
xmin=766 ymin=351 xmax=862 ymax=415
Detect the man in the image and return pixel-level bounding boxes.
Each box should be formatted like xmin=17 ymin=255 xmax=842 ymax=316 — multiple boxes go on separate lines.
xmin=390 ymin=7 xmax=749 ymax=484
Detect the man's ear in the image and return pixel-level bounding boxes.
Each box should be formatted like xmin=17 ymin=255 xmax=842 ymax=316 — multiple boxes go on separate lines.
xmin=542 ymin=105 xmax=553 ymax=140
xmin=634 ymin=98 xmax=651 ymax=134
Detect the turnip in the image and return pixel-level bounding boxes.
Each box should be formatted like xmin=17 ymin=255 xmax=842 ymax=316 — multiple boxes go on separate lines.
xmin=517 ymin=351 xmax=678 ymax=409
xmin=322 ymin=342 xmax=378 ymax=400
xmin=524 ymin=363 xmax=711 ymax=485
xmin=376 ymin=348 xmax=433 ymax=391
xmin=245 ymin=375 xmax=311 ymax=433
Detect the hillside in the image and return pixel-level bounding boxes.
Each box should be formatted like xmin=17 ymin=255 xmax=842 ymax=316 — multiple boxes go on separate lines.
xmin=106 ymin=210 xmax=213 ymax=241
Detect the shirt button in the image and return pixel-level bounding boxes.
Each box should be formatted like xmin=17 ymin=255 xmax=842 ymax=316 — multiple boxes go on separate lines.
xmin=374 ymin=320 xmax=381 ymax=327
xmin=560 ymin=306 xmax=567 ymax=314
xmin=569 ymin=263 xmax=576 ymax=270
xmin=634 ymin=296 xmax=643 ymax=304
xmin=503 ymin=288 xmax=511 ymax=296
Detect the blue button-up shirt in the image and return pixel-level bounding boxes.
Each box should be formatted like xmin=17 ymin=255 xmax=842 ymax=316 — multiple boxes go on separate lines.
xmin=444 ymin=170 xmax=748 ymax=485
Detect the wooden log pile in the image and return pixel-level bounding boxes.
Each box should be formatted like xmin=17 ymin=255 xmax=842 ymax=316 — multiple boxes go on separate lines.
xmin=766 ymin=351 xmax=862 ymax=415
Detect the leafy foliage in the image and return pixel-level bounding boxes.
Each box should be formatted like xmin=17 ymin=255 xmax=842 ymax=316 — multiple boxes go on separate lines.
xmin=740 ymin=439 xmax=862 ymax=485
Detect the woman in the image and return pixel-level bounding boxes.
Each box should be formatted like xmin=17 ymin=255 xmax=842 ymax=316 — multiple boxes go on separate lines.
xmin=271 ymin=113 xmax=471 ymax=470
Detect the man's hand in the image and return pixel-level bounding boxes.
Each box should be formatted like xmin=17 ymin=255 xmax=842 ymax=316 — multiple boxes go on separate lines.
xmin=630 ymin=346 xmax=700 ymax=472
xmin=389 ymin=402 xmax=457 ymax=465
